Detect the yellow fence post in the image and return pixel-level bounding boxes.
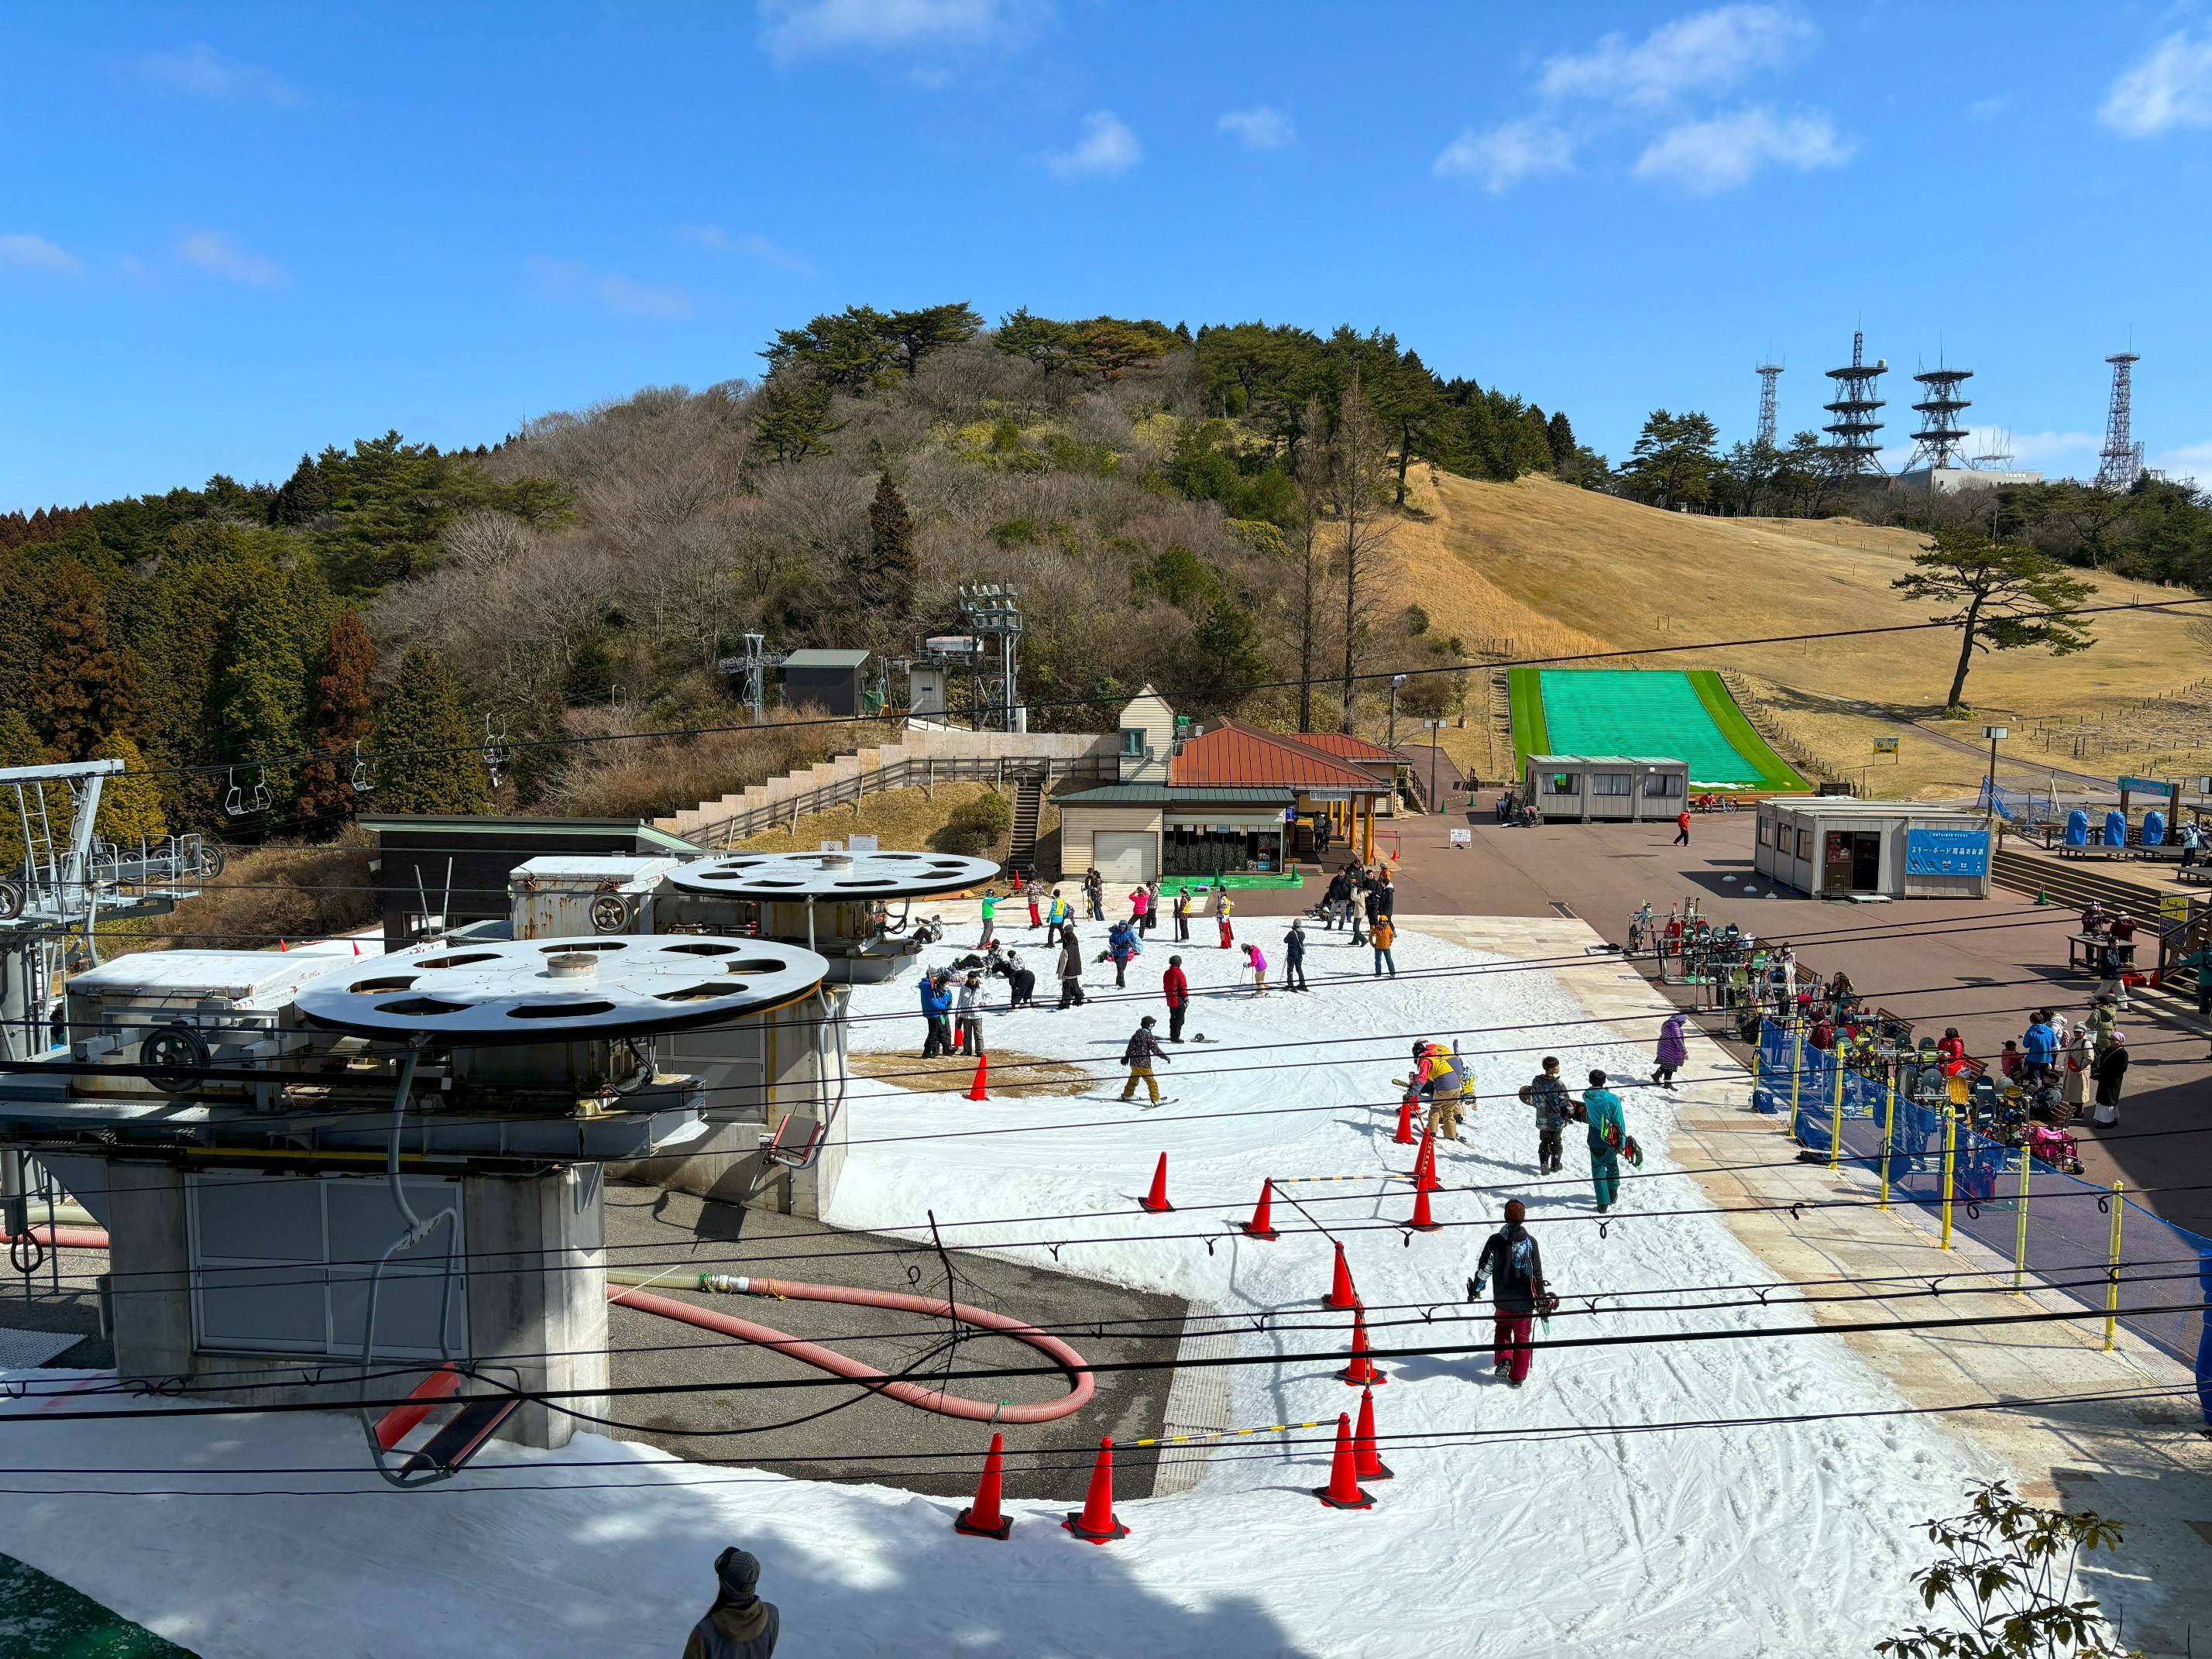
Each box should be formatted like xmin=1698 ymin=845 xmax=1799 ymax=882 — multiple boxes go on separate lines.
xmin=1827 ymin=1056 xmax=1845 ymax=1172
xmin=1879 ymin=1080 xmax=1896 ymax=1210
xmin=2104 ymin=1180 xmax=2124 ymax=1352
xmin=1939 ymin=1107 xmax=1956 ymax=1251
xmin=2011 ymin=1148 xmax=2031 ymax=1295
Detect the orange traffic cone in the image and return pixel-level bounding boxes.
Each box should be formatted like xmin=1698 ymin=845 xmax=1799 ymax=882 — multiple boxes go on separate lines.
xmin=1324 ymin=1239 xmax=1358 ymax=1310
xmin=1414 ymin=1125 xmax=1441 ymax=1194
xmin=1341 ymin=1300 xmax=1386 ymax=1386
xmin=1240 ymin=1179 xmax=1279 ymax=1241
xmin=278 ymin=939 xmax=288 ymax=952
xmin=954 ymin=1431 xmax=1013 ymax=1538
xmin=1355 ymin=1386 xmax=1393 ymax=1481
xmin=1139 ymin=1153 xmax=1173 ymax=1214
xmin=1314 ymin=1412 xmax=1375 ymax=1510
xmin=1391 ymin=1095 xmax=1417 ymax=1146
xmin=1063 ymin=1437 xmax=1131 ymax=1542
xmin=1405 ymin=1180 xmax=1441 ymax=1233
xmin=967 ymin=1054 xmax=990 ymax=1101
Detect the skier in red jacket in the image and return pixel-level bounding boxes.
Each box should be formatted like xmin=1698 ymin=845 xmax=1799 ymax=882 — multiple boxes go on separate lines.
xmin=1162 ymin=956 xmax=1190 ymax=1042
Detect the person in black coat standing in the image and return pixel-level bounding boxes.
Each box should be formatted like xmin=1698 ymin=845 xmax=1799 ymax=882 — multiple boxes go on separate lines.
xmin=683 ymin=1547 xmax=778 ymax=1658
xmin=1281 ymin=919 xmax=1309 ymax=991
xmin=1467 ymin=1200 xmax=1551 ymax=1388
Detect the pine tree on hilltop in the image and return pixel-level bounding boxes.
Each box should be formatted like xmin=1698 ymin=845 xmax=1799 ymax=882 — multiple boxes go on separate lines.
xmin=30 ymin=561 xmax=145 ymax=758
xmin=373 ymin=647 xmax=489 ymax=815
xmin=297 ymin=610 xmax=379 ymax=835
xmin=90 ymin=733 xmax=168 ymax=846
xmin=849 ymin=473 xmax=918 ymax=620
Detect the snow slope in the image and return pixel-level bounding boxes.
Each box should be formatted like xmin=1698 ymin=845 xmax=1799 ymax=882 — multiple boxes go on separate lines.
xmin=0 ymin=919 xmax=1990 ymax=1657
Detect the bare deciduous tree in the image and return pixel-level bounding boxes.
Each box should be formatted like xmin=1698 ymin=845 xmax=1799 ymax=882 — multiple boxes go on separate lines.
xmin=1331 ymin=373 xmax=1394 ymax=733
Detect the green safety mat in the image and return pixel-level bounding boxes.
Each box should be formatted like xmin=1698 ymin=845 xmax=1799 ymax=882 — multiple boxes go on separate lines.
xmin=1515 ymin=669 xmax=1805 ymax=792
xmin=1156 ymin=871 xmax=1304 ymax=893
xmin=0 ymin=1552 xmax=198 ymax=1657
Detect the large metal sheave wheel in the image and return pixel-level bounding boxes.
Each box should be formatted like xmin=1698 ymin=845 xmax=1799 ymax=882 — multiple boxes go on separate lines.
xmin=668 ymin=849 xmax=998 ymax=901
xmin=294 ymin=936 xmax=830 ymax=1043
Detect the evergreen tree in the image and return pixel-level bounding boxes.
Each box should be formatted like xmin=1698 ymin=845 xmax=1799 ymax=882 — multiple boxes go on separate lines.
xmin=29 ymin=560 xmax=144 ymax=758
xmin=90 ymin=733 xmax=168 ymax=845
xmin=751 ymin=372 xmax=843 ymax=464
xmin=217 ymin=580 xmax=307 ymax=795
xmin=849 ymin=473 xmax=919 ymax=618
xmin=1545 ymin=410 xmax=1576 ymax=472
xmin=297 ymin=609 xmax=377 ymax=835
xmin=884 ymin=304 xmax=984 ymax=376
xmin=0 ymin=710 xmax=59 ymax=871
xmin=1188 ymin=596 xmax=1269 ymax=713
xmin=1892 ymin=528 xmax=2098 ymax=709
xmin=373 ymin=647 xmax=489 ymax=814
xmin=1618 ymin=410 xmax=1722 ymax=510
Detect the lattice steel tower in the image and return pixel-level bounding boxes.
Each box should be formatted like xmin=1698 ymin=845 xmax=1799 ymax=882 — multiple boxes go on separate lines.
xmin=1822 ymin=329 xmax=1888 ymax=474
xmin=1906 ymin=361 xmax=1973 ymax=471
xmin=2095 ymin=352 xmax=2143 ymax=492
xmin=1755 ymin=362 xmax=1784 ymax=448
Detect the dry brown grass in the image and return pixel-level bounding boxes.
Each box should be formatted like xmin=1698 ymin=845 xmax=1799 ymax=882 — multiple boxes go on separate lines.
xmin=538 ymin=707 xmax=876 ymax=821
xmin=98 ymin=830 xmax=380 ymax=954
xmin=847 ymin=1048 xmax=1094 ymax=1098
xmin=730 ymin=781 xmax=1008 ymax=857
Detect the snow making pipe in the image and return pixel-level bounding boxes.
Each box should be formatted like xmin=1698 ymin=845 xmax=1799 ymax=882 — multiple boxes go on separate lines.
xmin=604 ymin=1271 xmax=1096 ymax=1424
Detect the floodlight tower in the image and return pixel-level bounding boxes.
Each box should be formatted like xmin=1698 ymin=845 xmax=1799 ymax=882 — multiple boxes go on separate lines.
xmin=2095 ymin=352 xmax=2143 ymax=492
xmin=1822 ymin=329 xmax=1888 ymax=476
xmin=1755 ymin=362 xmax=1784 ymax=448
xmin=1907 ymin=362 xmax=1975 ymax=471
xmin=955 ymin=583 xmax=1025 ymax=732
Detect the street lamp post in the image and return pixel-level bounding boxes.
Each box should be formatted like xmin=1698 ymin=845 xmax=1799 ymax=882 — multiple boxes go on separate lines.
xmin=1387 ymin=675 xmax=1407 ymax=747
xmin=1981 ymin=726 xmax=2009 ymax=822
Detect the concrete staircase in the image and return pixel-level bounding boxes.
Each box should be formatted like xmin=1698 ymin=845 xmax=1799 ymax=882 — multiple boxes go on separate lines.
xmin=1006 ymin=777 xmax=1043 ymax=878
xmin=1990 ymin=846 xmax=2168 ymax=921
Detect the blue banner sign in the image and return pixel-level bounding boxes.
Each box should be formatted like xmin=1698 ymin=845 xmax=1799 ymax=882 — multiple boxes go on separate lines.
xmin=1905 ymin=828 xmax=1990 ymax=876
xmin=2116 ymin=776 xmax=2175 ymax=798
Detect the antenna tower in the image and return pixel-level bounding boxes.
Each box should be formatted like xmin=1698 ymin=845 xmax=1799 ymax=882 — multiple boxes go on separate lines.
xmin=1754 ymin=362 xmax=1784 ymax=448
xmin=1971 ymin=426 xmax=2014 ymax=468
xmin=1822 ymin=329 xmax=1888 ymax=475
xmin=1906 ymin=359 xmax=1974 ymax=471
xmin=2095 ymin=352 xmax=2143 ymax=492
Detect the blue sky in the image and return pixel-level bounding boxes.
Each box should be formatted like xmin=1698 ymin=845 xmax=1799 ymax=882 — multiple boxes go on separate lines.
xmin=4 ymin=2 xmax=2210 ymax=511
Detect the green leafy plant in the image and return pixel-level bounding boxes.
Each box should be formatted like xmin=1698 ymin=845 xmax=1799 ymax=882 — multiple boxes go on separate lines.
xmin=1877 ymin=1481 xmax=2137 ymax=1659
xmin=932 ymin=789 xmax=1013 ymax=857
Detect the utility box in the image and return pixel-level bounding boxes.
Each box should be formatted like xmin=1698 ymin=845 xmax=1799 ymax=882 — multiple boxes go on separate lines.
xmin=508 ymin=857 xmax=678 ymax=940
xmin=1756 ymin=800 xmax=1991 ymax=899
xmin=781 ymin=649 xmax=871 ymax=716
xmin=908 ymin=665 xmax=949 ymax=718
xmin=1523 ymin=755 xmax=1689 ymax=823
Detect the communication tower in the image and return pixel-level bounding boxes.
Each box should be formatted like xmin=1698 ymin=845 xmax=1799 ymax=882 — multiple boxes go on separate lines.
xmin=1754 ymin=362 xmax=1784 ymax=448
xmin=1822 ymin=329 xmax=1888 ymax=476
xmin=1906 ymin=361 xmax=1975 ymax=472
xmin=2095 ymin=352 xmax=2144 ymax=492
xmin=955 ymin=584 xmax=1025 ymax=732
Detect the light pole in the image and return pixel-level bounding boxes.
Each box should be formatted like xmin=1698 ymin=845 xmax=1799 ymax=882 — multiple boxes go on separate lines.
xmin=1423 ymin=720 xmax=1447 ymax=814
xmin=1388 ymin=675 xmax=1407 ymax=746
xmin=1981 ymin=725 xmax=2009 ymax=822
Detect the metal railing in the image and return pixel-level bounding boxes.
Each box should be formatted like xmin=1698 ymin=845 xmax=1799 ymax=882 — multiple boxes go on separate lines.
xmin=695 ymin=754 xmax=1113 ymax=850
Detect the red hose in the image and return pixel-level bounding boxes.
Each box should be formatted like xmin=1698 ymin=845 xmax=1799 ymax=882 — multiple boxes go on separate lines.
xmin=608 ymin=1276 xmax=1096 ymax=1424
xmin=19 ymin=1224 xmax=1095 ymax=1425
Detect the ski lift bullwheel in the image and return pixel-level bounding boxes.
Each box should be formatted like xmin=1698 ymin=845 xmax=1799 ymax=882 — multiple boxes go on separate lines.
xmin=141 ymin=1023 xmax=212 ymax=1093
xmin=0 ymin=880 xmax=22 ymax=922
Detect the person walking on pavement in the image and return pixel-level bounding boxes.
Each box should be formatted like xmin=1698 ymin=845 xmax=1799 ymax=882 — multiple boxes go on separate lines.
xmin=2062 ymin=1022 xmax=2092 ymax=1118
xmin=978 ymin=889 xmax=997 ymax=948
xmin=1467 ymin=1200 xmax=1552 ymax=1389
xmin=919 ymin=971 xmax=953 ymax=1058
xmin=1322 ymin=868 xmax=1348 ymax=931
xmin=1374 ymin=874 xmax=1396 ymax=922
xmin=1056 ymin=930 xmax=1086 ymax=1010
xmin=1520 ymin=1056 xmax=1570 ymax=1174
xmin=2021 ymin=1010 xmax=2059 ymax=1088
xmin=955 ymin=972 xmax=985 ymax=1057
xmin=1173 ymin=886 xmax=1191 ymax=942
xmin=2090 ymin=1032 xmax=2130 ymax=1125
xmin=1654 ymin=1012 xmax=1687 ymax=1090
xmin=1674 ymin=807 xmax=1692 ymax=847
xmin=682 ymin=1546 xmax=778 ymax=1659
xmin=1119 ymin=1015 xmax=1170 ymax=1104
xmin=1163 ymin=954 xmax=1190 ymax=1042
xmin=1281 ymin=919 xmax=1309 ymax=991
xmin=1217 ymin=889 xmax=1235 ymax=950
xmin=1583 ymin=1070 xmax=1626 ymax=1214
xmin=1371 ymin=914 xmax=1397 ymax=977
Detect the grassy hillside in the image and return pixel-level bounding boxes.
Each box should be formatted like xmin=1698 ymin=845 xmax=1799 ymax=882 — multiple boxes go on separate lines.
xmin=1389 ymin=470 xmax=2212 ymax=798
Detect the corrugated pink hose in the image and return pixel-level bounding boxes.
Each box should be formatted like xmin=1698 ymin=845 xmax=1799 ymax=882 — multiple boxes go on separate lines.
xmin=20 ymin=1227 xmax=1096 ymax=1424
xmin=606 ymin=1273 xmax=1096 ymax=1423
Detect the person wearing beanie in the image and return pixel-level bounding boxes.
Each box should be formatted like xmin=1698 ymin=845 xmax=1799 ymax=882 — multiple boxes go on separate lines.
xmin=683 ymin=1547 xmax=779 ymax=1658
xmin=1467 ymin=1199 xmax=1551 ymax=1387
xmin=1162 ymin=953 xmax=1190 ymax=1041
xmin=1120 ymin=1015 xmax=1170 ymax=1104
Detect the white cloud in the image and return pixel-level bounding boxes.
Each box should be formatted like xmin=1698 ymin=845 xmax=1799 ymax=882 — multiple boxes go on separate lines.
xmin=757 ymin=0 xmax=1024 ymax=64
xmin=1997 ymin=431 xmax=2100 ymax=467
xmin=2149 ymin=440 xmax=2212 ymax=483
xmin=677 ymin=224 xmax=813 ymax=274
xmin=139 ymin=43 xmax=302 ymax=107
xmin=526 ymin=256 xmax=692 ymax=321
xmin=1631 ymin=106 xmax=1851 ymax=194
xmin=1047 ymin=111 xmax=1139 ymax=180
xmin=1433 ymin=118 xmax=1575 ymax=191
xmin=2099 ymin=31 xmax=2212 ymax=137
xmin=1218 ymin=105 xmax=1294 ymax=151
xmin=177 ymin=230 xmax=287 ymax=287
xmin=1968 ymin=95 xmax=2008 ymax=119
xmin=1538 ymin=5 xmax=1813 ymax=108
xmin=0 ymin=233 xmax=81 ymax=273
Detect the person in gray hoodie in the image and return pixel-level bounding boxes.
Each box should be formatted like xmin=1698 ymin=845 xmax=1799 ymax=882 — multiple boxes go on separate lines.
xmin=683 ymin=1547 xmax=778 ymax=1658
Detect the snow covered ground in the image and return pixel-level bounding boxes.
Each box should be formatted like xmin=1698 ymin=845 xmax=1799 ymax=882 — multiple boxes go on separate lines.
xmin=0 ymin=917 xmax=1994 ymax=1657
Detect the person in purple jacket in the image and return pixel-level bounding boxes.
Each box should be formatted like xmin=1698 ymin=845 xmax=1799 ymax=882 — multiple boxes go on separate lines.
xmin=1654 ymin=1012 xmax=1688 ymax=1091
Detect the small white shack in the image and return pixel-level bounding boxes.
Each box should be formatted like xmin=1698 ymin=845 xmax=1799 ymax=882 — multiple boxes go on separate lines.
xmin=1523 ymin=756 xmax=1689 ymax=823
xmin=1755 ymin=799 xmax=1992 ymax=899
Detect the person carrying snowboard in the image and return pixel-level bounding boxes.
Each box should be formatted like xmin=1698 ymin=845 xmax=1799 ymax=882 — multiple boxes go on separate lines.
xmin=1519 ymin=1056 xmax=1570 ymax=1174
xmin=1467 ymin=1198 xmax=1553 ymax=1387
xmin=1119 ymin=1015 xmax=1170 ymax=1104
xmin=1583 ymin=1069 xmax=1626 ymax=1213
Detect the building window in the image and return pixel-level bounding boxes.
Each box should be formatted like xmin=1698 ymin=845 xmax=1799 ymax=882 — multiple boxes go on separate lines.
xmin=1644 ymin=772 xmax=1683 ymax=797
xmin=1592 ymin=774 xmax=1631 ymax=796
xmin=1120 ymin=728 xmax=1146 ymax=757
xmin=1795 ymin=828 xmax=1813 ymax=861
xmin=1757 ymin=816 xmax=1770 ymax=847
xmin=1544 ymin=772 xmax=1580 ymax=796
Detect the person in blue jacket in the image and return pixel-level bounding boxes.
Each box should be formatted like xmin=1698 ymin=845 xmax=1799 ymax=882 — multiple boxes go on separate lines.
xmin=919 ymin=970 xmax=953 ymax=1058
xmin=2020 ymin=1009 xmax=2059 ymax=1087
xmin=1582 ymin=1069 xmax=1626 ymax=1213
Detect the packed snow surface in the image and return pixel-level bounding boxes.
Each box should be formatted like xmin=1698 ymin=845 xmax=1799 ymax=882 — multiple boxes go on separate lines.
xmin=0 ymin=916 xmax=1988 ymax=1656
